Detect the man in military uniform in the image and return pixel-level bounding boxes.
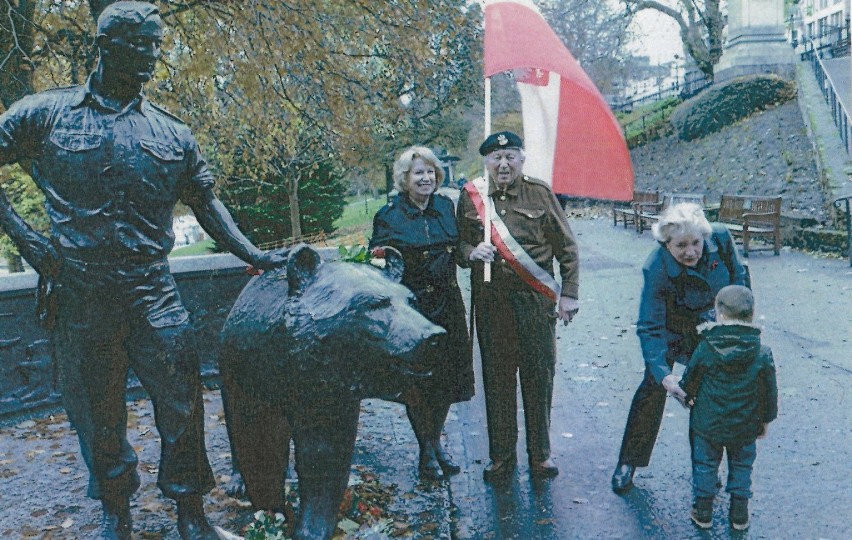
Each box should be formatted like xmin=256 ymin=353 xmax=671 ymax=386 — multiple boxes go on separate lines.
xmin=457 ymin=131 xmax=580 ymax=482
xmin=0 ymin=2 xmax=283 ymax=538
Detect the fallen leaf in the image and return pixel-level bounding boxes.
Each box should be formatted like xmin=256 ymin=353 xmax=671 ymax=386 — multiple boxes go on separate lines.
xmin=336 ymin=518 xmax=359 ymax=533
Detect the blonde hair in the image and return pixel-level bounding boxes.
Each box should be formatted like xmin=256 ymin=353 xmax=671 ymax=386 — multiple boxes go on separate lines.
xmin=651 ymin=202 xmax=712 ymax=243
xmin=715 ymin=285 xmax=754 ymax=322
xmin=393 ymin=146 xmax=445 ymax=194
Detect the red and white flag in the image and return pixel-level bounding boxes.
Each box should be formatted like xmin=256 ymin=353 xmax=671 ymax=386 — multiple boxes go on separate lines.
xmin=484 ymin=0 xmax=633 ymax=201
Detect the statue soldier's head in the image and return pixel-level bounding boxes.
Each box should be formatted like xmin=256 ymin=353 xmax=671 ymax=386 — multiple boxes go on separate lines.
xmin=95 ymin=1 xmax=164 ymax=89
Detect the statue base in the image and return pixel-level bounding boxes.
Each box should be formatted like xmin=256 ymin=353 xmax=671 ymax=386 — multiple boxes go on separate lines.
xmin=715 ymin=26 xmax=795 ymax=82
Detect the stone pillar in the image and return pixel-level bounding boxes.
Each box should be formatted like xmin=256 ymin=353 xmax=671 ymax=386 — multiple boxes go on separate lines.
xmin=715 ymin=0 xmax=795 ymax=82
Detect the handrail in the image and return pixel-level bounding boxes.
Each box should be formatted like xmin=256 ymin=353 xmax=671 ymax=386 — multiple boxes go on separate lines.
xmin=808 ymin=50 xmax=852 ymax=155
xmin=834 ymin=195 xmax=852 ymax=267
xmin=611 ymin=77 xmax=711 ymax=114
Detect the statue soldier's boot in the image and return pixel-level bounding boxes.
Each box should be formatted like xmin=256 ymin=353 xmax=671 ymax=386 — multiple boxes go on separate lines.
xmin=100 ymin=495 xmax=132 ymax=540
xmin=176 ymin=495 xmax=221 ymax=540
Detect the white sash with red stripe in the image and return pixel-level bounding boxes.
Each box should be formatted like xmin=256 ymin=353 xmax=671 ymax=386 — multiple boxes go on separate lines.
xmin=465 ymin=178 xmax=561 ymax=302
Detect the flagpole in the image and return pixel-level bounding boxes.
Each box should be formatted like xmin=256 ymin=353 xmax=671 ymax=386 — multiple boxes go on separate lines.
xmin=483 ymin=75 xmax=492 ymax=282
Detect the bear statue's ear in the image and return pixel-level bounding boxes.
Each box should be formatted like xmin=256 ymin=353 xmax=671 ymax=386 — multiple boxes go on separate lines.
xmin=287 ymin=244 xmax=321 ymax=295
xmin=381 ymin=246 xmax=404 ymax=283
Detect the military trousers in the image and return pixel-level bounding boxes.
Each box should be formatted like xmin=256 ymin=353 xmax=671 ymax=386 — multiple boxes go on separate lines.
xmin=53 ymin=258 xmax=214 ymax=501
xmin=473 ymin=284 xmax=557 ymax=464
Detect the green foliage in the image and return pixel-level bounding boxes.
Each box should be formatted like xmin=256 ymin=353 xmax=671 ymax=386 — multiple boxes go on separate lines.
xmin=244 ymin=511 xmax=289 ymax=540
xmin=0 ymin=166 xmax=48 ymax=265
xmin=219 ymin=159 xmax=347 ymax=246
xmin=337 ymin=244 xmax=373 ymax=264
xmin=333 ymin=196 xmax=386 ymax=232
xmin=618 ymin=97 xmax=681 ymax=148
xmin=670 ymin=75 xmax=797 ymax=142
xmin=169 ymin=238 xmax=215 ymax=257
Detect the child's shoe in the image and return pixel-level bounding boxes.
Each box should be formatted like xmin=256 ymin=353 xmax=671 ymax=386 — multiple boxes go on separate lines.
xmin=729 ymin=496 xmax=749 ymax=530
xmin=690 ymin=497 xmax=713 ymax=529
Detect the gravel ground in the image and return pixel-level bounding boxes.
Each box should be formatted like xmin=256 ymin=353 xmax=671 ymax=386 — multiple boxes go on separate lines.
xmin=629 ymin=99 xmax=829 ymax=223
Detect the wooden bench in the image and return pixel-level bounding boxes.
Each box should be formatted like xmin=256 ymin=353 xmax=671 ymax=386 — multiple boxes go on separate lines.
xmin=718 ymin=194 xmax=782 ymax=256
xmin=636 ymin=192 xmax=707 ymax=234
xmin=612 ymin=190 xmax=661 ymax=230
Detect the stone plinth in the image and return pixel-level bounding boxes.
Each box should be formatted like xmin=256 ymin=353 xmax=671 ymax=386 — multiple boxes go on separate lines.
xmin=716 ymin=0 xmax=795 ymax=82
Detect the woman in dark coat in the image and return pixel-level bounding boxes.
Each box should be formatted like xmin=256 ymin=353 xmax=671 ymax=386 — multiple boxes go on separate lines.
xmin=611 ymin=203 xmax=749 ymax=493
xmin=370 ymin=146 xmax=474 ymax=481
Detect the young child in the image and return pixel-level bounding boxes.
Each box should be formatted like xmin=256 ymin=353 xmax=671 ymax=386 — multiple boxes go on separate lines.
xmin=679 ymin=285 xmax=778 ymax=531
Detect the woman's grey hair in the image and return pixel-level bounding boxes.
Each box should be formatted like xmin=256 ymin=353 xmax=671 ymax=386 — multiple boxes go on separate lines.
xmin=393 ymin=146 xmax=445 ymax=194
xmin=651 ymin=202 xmax=712 ymax=243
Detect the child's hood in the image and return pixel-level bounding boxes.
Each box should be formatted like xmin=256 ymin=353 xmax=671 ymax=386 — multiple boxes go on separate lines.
xmin=696 ymin=322 xmax=762 ymax=369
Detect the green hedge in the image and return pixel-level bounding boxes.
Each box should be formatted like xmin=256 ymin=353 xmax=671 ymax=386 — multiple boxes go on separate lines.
xmin=669 ymin=75 xmax=797 ymax=141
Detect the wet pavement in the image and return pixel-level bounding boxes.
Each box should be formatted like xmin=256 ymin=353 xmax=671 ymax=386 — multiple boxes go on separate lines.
xmin=1 ymin=216 xmax=851 ymax=539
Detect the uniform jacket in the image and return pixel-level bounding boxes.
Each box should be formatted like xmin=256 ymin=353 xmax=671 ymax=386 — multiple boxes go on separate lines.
xmin=456 ymin=175 xmax=579 ymax=299
xmin=680 ymin=322 xmax=778 ymax=445
xmin=638 ymin=224 xmax=748 ymax=383
xmin=0 ymin=76 xmax=214 ymax=261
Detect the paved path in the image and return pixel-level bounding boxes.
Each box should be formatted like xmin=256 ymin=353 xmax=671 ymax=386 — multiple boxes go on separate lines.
xmin=1 ymin=217 xmax=850 ymax=539
xmin=823 ymin=57 xmax=850 ymax=114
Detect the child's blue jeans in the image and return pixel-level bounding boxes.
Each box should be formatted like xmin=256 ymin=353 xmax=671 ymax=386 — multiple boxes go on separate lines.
xmin=690 ymin=431 xmax=757 ymax=500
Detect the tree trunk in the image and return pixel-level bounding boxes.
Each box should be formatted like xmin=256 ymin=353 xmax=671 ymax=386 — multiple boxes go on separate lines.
xmin=288 ymin=179 xmax=302 ymax=238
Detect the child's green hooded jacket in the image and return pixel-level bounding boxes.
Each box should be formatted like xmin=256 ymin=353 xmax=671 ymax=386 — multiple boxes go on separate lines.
xmin=680 ymin=322 xmax=778 ymax=445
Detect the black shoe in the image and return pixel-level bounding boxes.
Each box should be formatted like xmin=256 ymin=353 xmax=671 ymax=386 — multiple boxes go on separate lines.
xmin=435 ymin=447 xmax=461 ymax=475
xmin=611 ymin=463 xmax=635 ymax=493
xmin=729 ymin=496 xmax=749 ymax=531
xmin=100 ymin=497 xmax=132 ymax=540
xmin=418 ymin=455 xmax=445 ymax=481
xmin=529 ymin=458 xmax=559 ymax=479
xmin=483 ymin=455 xmax=516 ymax=483
xmin=176 ymin=495 xmax=220 ymax=540
xmin=691 ymin=496 xmax=713 ymax=529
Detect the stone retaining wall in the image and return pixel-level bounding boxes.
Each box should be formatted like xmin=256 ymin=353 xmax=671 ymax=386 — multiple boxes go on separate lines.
xmin=0 ymin=254 xmax=251 ymax=421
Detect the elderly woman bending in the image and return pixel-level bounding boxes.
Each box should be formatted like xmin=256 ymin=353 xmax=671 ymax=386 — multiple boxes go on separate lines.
xmin=370 ymin=146 xmax=473 ymax=481
xmin=611 ymin=203 xmax=749 ymax=493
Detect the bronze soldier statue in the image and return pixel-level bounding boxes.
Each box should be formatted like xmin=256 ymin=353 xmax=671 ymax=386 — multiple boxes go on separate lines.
xmin=0 ymin=2 xmax=283 ymax=538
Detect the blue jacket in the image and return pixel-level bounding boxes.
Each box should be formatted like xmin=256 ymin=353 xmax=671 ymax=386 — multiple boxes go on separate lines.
xmin=637 ymin=224 xmax=748 ymax=383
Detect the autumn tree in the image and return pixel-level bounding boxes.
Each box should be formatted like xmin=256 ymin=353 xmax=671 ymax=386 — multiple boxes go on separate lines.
xmin=159 ymin=1 xmax=480 ymax=237
xmin=1 ymin=0 xmax=481 ymax=257
xmin=540 ymin=0 xmax=636 ymax=94
xmin=621 ymin=0 xmax=724 ymax=80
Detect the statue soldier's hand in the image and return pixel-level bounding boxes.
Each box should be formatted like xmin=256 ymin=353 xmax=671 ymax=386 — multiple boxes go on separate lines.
xmin=252 ymin=249 xmax=288 ymax=270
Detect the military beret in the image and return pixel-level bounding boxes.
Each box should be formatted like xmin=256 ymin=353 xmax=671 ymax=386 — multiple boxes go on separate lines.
xmin=479 ymin=131 xmax=523 ymax=156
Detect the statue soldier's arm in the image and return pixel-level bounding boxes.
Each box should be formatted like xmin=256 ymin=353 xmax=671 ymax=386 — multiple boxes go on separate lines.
xmin=0 ymin=96 xmax=60 ymax=276
xmin=177 ymin=137 xmax=284 ymax=270
xmin=186 ymin=190 xmax=284 ymax=270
